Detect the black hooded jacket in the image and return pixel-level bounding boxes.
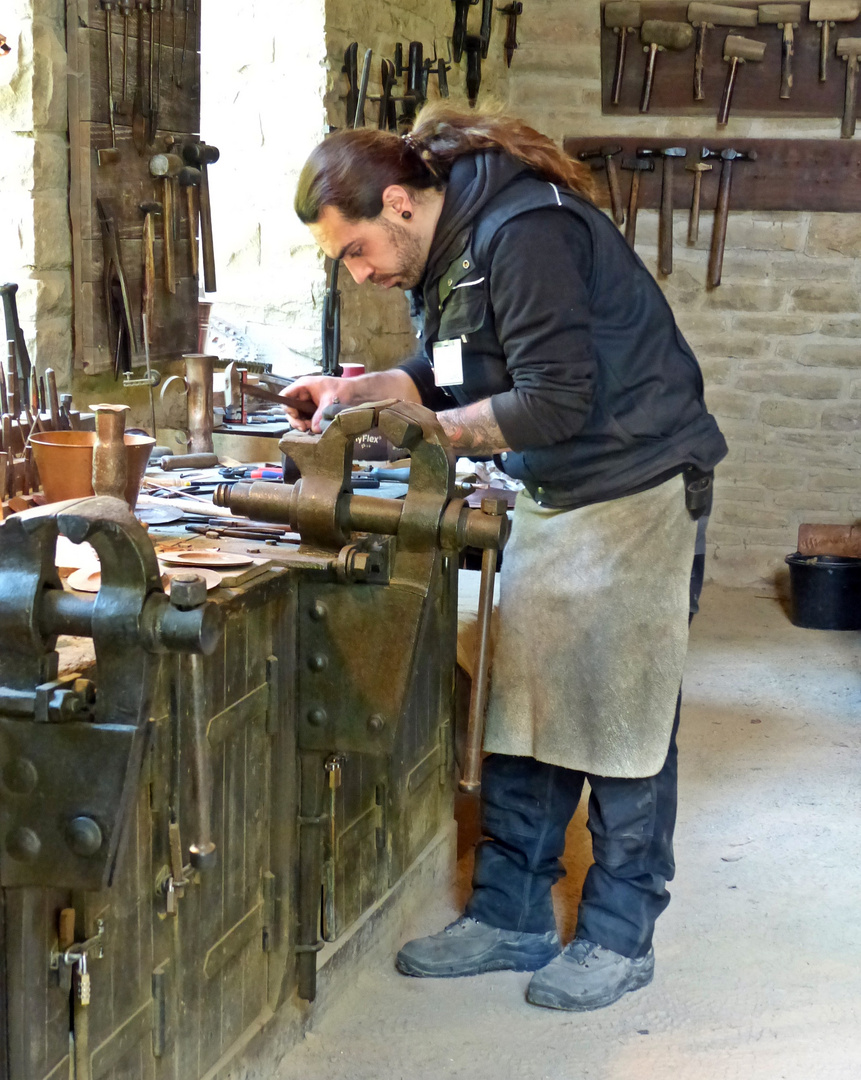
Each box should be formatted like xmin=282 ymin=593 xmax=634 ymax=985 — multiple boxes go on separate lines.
xmin=398 ymin=151 xmax=727 ymax=509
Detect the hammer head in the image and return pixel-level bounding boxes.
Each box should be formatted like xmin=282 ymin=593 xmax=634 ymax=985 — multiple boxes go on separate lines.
xmin=724 ymin=33 xmax=767 ymax=61
xmin=149 ymin=152 xmax=184 ymax=178
xmin=836 ymin=35 xmax=861 ymax=56
xmin=605 ymin=2 xmax=643 ymax=29
xmin=661 ymin=146 xmax=687 ymax=158
xmin=177 ymin=166 xmax=202 ymax=188
xmin=703 ymin=147 xmax=757 ymax=162
xmin=686 ymin=160 xmax=713 ymax=173
xmin=641 ymin=19 xmax=695 ymax=50
xmin=757 ymin=4 xmax=802 ymax=26
xmin=809 ymin=1 xmax=861 ymax=20
xmin=687 ymin=3 xmax=758 ymax=28
xmin=183 ymin=143 xmax=221 ymax=168
xmin=622 ymin=154 xmax=655 ymax=171
xmin=140 ymin=200 xmax=163 ymax=216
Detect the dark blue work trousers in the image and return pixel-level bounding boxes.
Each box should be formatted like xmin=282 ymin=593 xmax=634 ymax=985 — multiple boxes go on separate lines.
xmin=465 ymin=553 xmax=705 ymax=960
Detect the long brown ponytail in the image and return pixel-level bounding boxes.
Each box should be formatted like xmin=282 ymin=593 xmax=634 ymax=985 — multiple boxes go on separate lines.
xmin=294 ymin=102 xmax=596 ymax=224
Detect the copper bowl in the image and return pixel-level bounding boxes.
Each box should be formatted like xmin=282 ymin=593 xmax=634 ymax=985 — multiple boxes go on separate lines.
xmin=29 ymin=430 xmax=155 ymax=509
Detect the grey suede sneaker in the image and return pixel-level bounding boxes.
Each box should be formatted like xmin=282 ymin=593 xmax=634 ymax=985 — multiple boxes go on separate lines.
xmin=526 ymin=938 xmax=654 ymax=1011
xmin=396 ymin=917 xmax=561 ymax=978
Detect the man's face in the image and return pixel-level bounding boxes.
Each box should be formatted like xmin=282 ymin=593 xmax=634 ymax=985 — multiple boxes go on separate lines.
xmin=309 ymin=205 xmax=427 ymax=291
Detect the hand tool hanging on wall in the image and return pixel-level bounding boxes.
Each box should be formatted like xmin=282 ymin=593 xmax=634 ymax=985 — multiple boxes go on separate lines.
xmin=718 ymin=34 xmax=766 ymax=124
xmin=376 ymin=58 xmax=398 ymax=129
xmin=465 ymin=33 xmax=483 ymax=106
xmin=355 ymin=48 xmax=372 ymax=127
xmin=809 ymin=2 xmax=861 ymax=82
xmin=497 ymin=2 xmax=523 ymax=67
xmin=147 ymin=0 xmax=164 ymax=143
xmin=182 ymin=142 xmax=219 ymax=292
xmin=98 ymin=0 xmax=121 ymax=165
xmin=639 ymin=20 xmax=695 ymax=113
xmin=178 ymin=166 xmax=201 ymax=278
xmin=132 ymin=0 xmax=151 ymax=153
xmin=621 ymin=153 xmax=654 ymax=249
xmin=97 ymin=198 xmax=139 ymax=374
xmin=837 ymin=37 xmax=861 ymax=136
xmin=578 ymin=146 xmax=625 ymax=225
xmin=452 ymin=0 xmax=480 ymax=63
xmin=321 ymin=259 xmax=342 ymax=376
xmin=685 ymin=160 xmax=712 ymax=245
xmin=480 ymin=0 xmax=494 ymax=57
xmin=687 ymin=3 xmax=758 ymax=101
xmin=178 ymin=0 xmax=196 ymax=90
xmin=758 ymin=4 xmax=802 ymax=99
xmin=703 ymin=146 xmax=756 ymax=288
xmin=139 ymin=201 xmax=161 ymax=342
xmin=605 ymin=2 xmax=643 ymax=105
xmin=343 ymin=42 xmax=359 ymax=127
xmin=425 ymin=43 xmax=452 ymax=97
xmin=657 ymin=146 xmax=686 ymax=276
xmin=408 ymin=42 xmax=426 ymax=107
xmin=118 ymin=0 xmax=133 ymax=115
xmin=1 ymin=283 xmax=32 ymax=407
xmin=149 ymin=152 xmax=183 ymax=293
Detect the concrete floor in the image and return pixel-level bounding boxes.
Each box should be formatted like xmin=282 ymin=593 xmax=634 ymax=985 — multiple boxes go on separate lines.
xmin=274 ymin=586 xmax=861 ymax=1080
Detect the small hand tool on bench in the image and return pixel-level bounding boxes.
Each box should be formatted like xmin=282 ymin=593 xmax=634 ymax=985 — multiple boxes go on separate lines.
xmin=687 ymin=3 xmax=758 ymax=101
xmin=837 ymin=37 xmax=861 ymax=136
xmin=578 ymin=146 xmax=625 ymax=225
xmin=719 ymin=34 xmax=767 ymax=125
xmin=703 ymin=146 xmax=757 ymax=288
xmin=685 ymin=160 xmax=712 ymax=245
xmin=758 ymin=4 xmax=802 ymax=99
xmin=621 ymin=153 xmax=654 ymax=249
xmin=809 ymin=2 xmax=861 ymax=82
xmin=604 ymin=2 xmax=643 ymax=105
xmin=640 ymin=20 xmax=695 ymax=113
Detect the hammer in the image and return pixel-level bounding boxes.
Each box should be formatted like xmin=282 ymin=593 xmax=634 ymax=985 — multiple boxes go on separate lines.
xmin=604 ymin=2 xmax=643 ymax=105
xmin=809 ymin=2 xmax=861 ymax=81
xmin=149 ymin=153 xmax=184 ymax=294
xmin=687 ymin=3 xmax=758 ymax=100
xmin=703 ymin=147 xmax=756 ymax=288
xmin=758 ymin=4 xmax=802 ymax=99
xmin=621 ymin=154 xmax=654 ymax=249
xmin=719 ymin=35 xmax=767 ymax=125
xmin=640 ymin=20 xmax=695 ymax=113
xmin=837 ymin=37 xmax=861 ymax=136
xmin=178 ymin=166 xmax=202 ymax=278
xmin=685 ymin=160 xmax=712 ymax=245
xmin=578 ymin=146 xmax=625 ymax=225
xmin=183 ymin=142 xmax=220 ymax=293
xmin=139 ymin=200 xmax=162 ymax=343
xmin=657 ymin=147 xmax=686 ymax=276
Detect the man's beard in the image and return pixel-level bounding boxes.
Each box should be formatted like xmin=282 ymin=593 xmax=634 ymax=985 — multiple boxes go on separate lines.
xmin=376 ymin=217 xmax=426 ymax=290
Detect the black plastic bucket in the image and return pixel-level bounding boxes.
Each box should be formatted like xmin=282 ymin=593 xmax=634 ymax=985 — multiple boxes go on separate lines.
xmin=785 ymin=553 xmax=861 ymax=631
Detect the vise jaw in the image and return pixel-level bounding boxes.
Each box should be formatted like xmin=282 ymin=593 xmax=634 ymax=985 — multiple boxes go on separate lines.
xmin=0 ymin=496 xmax=223 ymax=890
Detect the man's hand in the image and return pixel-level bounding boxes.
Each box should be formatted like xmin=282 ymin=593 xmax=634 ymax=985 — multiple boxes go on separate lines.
xmin=279 ymin=376 xmax=351 ymax=432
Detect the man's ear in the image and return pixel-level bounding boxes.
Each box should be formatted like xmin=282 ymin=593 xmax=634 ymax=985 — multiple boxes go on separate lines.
xmin=381 ymin=184 xmax=412 ymax=218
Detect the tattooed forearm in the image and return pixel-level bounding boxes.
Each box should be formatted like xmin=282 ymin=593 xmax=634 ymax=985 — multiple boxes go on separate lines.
xmin=436 ymin=398 xmax=510 ymax=453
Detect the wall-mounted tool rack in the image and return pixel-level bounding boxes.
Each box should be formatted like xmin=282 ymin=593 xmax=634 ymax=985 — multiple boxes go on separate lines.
xmin=601 ymin=1 xmax=860 ymax=119
xmin=564 ymin=136 xmax=861 ymax=210
xmin=66 ymin=0 xmax=204 ymax=377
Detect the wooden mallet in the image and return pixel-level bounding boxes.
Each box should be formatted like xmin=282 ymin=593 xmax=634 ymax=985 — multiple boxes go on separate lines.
xmin=640 ymin=20 xmax=695 ymax=113
xmin=605 ymin=2 xmax=643 ymax=105
xmin=758 ymin=4 xmax=803 ymax=99
xmin=809 ymin=2 xmax=861 ymax=82
xmin=687 ymin=3 xmax=758 ymax=100
xmin=837 ymin=37 xmax=861 ymax=137
xmin=719 ymin=34 xmax=767 ymax=125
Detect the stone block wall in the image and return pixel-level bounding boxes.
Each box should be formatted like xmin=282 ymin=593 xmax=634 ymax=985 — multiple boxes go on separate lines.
xmin=505 ymin=0 xmax=860 ymax=586
xmin=201 ymin=0 xmax=510 ymax=374
xmin=0 ymin=0 xmax=73 ymax=388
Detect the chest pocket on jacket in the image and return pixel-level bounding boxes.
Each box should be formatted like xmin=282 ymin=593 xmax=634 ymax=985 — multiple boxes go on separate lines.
xmin=438 ymin=280 xmax=488 ymax=341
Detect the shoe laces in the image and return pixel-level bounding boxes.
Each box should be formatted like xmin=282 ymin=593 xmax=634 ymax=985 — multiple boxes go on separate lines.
xmin=443 ymin=916 xmax=477 ymax=936
xmin=565 ymin=938 xmax=601 ymax=966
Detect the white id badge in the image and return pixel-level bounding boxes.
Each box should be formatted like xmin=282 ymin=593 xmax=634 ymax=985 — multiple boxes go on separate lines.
xmin=432 ymin=338 xmax=464 ymax=386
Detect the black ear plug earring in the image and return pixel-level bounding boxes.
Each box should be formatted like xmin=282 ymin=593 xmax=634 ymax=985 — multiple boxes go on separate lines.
xmin=402 ymin=211 xmax=412 ymax=220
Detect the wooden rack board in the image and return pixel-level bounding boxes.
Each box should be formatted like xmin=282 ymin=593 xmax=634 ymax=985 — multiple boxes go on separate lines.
xmin=67 ymin=0 xmax=202 ymax=376
xmin=601 ymin=1 xmax=859 ymax=118
xmin=564 ymin=137 xmax=861 ymax=211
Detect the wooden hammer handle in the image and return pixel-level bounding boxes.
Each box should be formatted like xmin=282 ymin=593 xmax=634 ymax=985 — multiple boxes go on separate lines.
xmin=612 ymin=26 xmax=629 ymax=105
xmin=718 ymin=56 xmax=741 ymax=126
xmin=625 ymin=171 xmax=641 ymax=249
xmin=708 ymin=159 xmax=734 ymax=289
xmin=640 ymin=43 xmax=660 ymax=113
xmin=659 ymin=157 xmax=675 ymax=276
xmin=780 ymin=23 xmax=795 ymax=100
xmin=842 ymin=53 xmax=859 ymax=138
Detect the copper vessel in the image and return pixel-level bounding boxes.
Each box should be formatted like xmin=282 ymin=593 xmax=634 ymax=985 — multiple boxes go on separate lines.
xmin=29 ymin=430 xmax=154 ymax=509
